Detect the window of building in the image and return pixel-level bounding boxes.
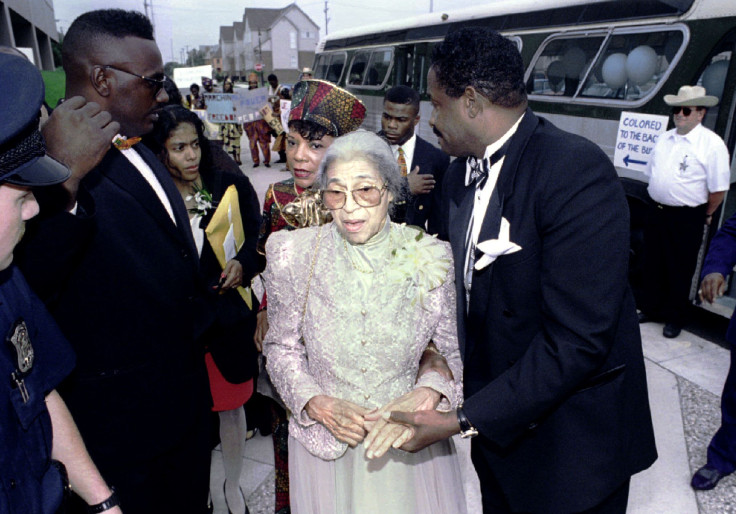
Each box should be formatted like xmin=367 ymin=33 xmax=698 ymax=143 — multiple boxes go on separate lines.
xmin=290 ymin=31 xmax=297 ymax=49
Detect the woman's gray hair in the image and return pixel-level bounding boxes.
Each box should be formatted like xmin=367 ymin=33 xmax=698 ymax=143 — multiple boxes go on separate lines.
xmin=317 ymin=130 xmax=403 ymax=210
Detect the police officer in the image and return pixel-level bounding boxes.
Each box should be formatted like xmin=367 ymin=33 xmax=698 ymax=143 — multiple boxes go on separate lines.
xmin=0 ymin=53 xmax=122 ymax=514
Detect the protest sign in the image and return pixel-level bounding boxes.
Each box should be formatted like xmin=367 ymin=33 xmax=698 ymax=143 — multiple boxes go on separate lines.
xmin=613 ymin=111 xmax=669 ymax=173
xmin=173 ymin=65 xmax=212 ymax=90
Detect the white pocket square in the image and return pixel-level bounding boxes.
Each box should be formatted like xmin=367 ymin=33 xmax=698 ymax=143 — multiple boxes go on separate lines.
xmin=474 ymin=217 xmax=521 ymax=270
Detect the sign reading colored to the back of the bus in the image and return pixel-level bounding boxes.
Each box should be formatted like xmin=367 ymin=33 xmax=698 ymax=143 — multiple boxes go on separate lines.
xmin=614 ymin=111 xmax=669 ymax=173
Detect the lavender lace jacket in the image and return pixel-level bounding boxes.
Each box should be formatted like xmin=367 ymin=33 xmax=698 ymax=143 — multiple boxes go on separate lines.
xmin=263 ymin=222 xmax=463 ymax=460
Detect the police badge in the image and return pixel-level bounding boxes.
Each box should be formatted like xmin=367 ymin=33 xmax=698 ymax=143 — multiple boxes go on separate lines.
xmin=6 ymin=317 xmax=33 ymax=402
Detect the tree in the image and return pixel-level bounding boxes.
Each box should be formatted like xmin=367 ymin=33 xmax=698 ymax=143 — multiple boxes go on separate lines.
xmin=165 ymin=62 xmax=183 ymax=78
xmin=186 ymin=49 xmax=206 ymax=67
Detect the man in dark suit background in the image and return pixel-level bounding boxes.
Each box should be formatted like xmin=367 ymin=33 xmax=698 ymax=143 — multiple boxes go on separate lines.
xmin=18 ymin=9 xmax=215 ymax=513
xmin=386 ymin=27 xmax=657 ymax=513
xmin=379 ymin=85 xmax=449 ymax=234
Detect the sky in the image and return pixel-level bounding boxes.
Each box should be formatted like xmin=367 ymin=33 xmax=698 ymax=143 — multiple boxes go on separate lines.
xmin=52 ymin=0 xmax=494 ymax=64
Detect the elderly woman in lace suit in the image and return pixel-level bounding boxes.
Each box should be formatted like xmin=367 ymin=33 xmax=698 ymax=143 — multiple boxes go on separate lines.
xmin=263 ymin=131 xmax=467 ymax=513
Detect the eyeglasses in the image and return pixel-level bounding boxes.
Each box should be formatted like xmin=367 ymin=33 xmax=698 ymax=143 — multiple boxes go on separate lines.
xmin=101 ymin=65 xmax=166 ymax=96
xmin=672 ymin=106 xmax=699 ymax=116
xmin=321 ymin=184 xmax=388 ymax=210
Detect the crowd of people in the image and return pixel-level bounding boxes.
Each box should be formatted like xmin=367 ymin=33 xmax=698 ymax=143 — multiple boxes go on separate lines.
xmin=3 ymin=5 xmax=736 ymax=514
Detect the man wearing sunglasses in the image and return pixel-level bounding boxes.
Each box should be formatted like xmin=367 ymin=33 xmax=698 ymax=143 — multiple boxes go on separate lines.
xmin=639 ymin=85 xmax=730 ymax=339
xmin=17 ymin=9 xmax=215 ymax=513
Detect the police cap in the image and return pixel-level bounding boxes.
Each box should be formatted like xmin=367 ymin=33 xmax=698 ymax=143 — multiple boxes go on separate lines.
xmin=0 ymin=53 xmax=70 ymax=186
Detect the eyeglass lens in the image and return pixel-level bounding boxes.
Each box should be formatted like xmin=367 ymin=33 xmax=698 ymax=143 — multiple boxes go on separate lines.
xmin=322 ymin=186 xmax=384 ymax=209
xmin=103 ymin=65 xmax=164 ymax=95
xmin=672 ymin=107 xmax=692 ymax=116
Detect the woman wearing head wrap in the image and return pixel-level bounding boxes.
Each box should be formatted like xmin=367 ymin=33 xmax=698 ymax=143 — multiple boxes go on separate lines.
xmin=250 ymin=80 xmax=366 ymax=513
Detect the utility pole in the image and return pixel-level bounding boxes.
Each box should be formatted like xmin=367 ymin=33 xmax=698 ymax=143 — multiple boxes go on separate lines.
xmin=324 ymin=0 xmax=330 ymax=35
xmin=429 ymin=0 xmax=434 ymax=13
xmin=170 ymin=39 xmax=174 ymax=64
xmin=143 ymin=0 xmax=155 ymax=34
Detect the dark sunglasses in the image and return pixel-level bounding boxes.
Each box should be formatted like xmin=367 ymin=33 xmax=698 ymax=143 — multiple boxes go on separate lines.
xmin=671 ymin=106 xmax=699 ymax=116
xmin=100 ymin=65 xmax=166 ymax=96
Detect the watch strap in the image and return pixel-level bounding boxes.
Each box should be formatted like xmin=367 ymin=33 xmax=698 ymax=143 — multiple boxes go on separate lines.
xmin=457 ymin=406 xmax=478 ymax=439
xmin=87 ymin=487 xmax=120 ymax=513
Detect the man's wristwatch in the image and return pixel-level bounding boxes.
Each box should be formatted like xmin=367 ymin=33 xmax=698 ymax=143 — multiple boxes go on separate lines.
xmin=87 ymin=487 xmax=121 ymax=513
xmin=457 ymin=405 xmax=478 ymax=439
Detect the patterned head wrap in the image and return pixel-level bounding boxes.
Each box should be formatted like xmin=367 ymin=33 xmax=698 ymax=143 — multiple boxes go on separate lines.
xmin=288 ymin=80 xmax=366 ymax=136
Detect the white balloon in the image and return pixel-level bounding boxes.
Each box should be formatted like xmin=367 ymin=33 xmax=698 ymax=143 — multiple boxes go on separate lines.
xmin=702 ymin=60 xmax=729 ymax=101
xmin=602 ymin=53 xmax=628 ymax=89
xmin=563 ymin=46 xmax=587 ymax=78
xmin=626 ymin=45 xmax=658 ymax=85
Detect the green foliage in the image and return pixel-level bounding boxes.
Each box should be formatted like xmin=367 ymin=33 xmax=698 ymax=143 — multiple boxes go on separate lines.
xmin=41 ymin=69 xmax=66 ymax=108
xmin=165 ymin=61 xmax=184 ymax=78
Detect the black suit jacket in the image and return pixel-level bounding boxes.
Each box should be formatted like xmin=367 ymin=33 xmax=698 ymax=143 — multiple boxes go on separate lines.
xmin=439 ymin=109 xmax=657 ymax=512
xmin=18 ymin=145 xmax=214 ymax=477
xmin=378 ymin=132 xmax=449 ymax=234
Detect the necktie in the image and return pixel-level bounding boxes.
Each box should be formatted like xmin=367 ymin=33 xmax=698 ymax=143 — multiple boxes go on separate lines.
xmin=467 ymin=140 xmax=511 ymax=188
xmin=397 ymin=147 xmax=408 ymax=177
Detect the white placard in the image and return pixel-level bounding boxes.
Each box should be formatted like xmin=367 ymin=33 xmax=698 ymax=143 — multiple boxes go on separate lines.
xmin=172 ymin=65 xmax=213 ymax=90
xmin=613 ymin=111 xmax=669 ymax=173
xmin=280 ymin=100 xmax=292 ymax=131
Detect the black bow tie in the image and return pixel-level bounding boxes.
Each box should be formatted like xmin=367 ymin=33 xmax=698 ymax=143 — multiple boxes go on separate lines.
xmin=468 ymin=139 xmax=511 ymax=188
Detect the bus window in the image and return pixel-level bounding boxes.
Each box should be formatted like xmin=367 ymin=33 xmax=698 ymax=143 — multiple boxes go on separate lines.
xmin=696 ymin=39 xmax=733 ymax=132
xmin=581 ymin=30 xmax=684 ymax=101
xmin=364 ymin=49 xmax=392 ymax=86
xmin=527 ymin=36 xmax=605 ymax=97
xmin=314 ymin=54 xmax=329 ymax=80
xmin=327 ymin=53 xmax=346 ymax=83
xmin=348 ymin=51 xmax=370 ymax=85
xmin=347 ymin=48 xmax=393 ymax=88
xmin=314 ymin=52 xmax=347 ymax=84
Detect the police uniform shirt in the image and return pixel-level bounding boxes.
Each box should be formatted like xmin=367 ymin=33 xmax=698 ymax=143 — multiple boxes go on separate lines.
xmin=0 ymin=265 xmax=76 ymax=513
xmin=646 ymin=123 xmax=731 ymax=207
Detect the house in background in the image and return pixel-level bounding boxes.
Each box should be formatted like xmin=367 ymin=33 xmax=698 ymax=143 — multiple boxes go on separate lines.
xmin=0 ymin=0 xmax=58 ymax=69
xmin=219 ymin=3 xmax=319 ymax=83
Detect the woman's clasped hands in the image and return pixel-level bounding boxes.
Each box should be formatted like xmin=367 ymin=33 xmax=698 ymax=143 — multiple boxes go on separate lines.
xmin=305 ymin=387 xmax=442 ymax=458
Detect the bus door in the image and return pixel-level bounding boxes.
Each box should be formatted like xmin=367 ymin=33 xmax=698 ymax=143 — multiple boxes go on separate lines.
xmin=693 ymin=28 xmax=736 ymax=316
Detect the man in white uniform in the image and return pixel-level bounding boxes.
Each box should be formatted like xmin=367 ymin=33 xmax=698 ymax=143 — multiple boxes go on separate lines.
xmin=639 ymin=85 xmax=731 ymax=338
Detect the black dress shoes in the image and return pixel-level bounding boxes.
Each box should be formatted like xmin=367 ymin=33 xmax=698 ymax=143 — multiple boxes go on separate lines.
xmin=663 ymin=324 xmax=682 ymax=338
xmin=691 ymin=465 xmax=730 ymax=490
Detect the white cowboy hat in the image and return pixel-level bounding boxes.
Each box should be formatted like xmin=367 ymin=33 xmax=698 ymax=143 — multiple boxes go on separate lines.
xmin=301 ymin=67 xmax=313 ymax=74
xmin=663 ymin=85 xmax=718 ymax=107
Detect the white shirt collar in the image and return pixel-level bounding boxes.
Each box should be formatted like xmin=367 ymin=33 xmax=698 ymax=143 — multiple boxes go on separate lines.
xmin=465 ymin=113 xmax=525 ymax=186
xmin=665 ymin=122 xmax=704 ymax=143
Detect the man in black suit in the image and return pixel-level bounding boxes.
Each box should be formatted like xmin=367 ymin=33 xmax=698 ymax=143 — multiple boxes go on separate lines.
xmin=386 ymin=27 xmax=657 ymax=513
xmin=379 ymin=85 xmax=449 ymax=234
xmin=18 ymin=9 xmax=215 ymax=513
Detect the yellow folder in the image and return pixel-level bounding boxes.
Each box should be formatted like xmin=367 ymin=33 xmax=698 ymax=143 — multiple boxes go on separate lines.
xmin=204 ymin=184 xmax=253 ymax=309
